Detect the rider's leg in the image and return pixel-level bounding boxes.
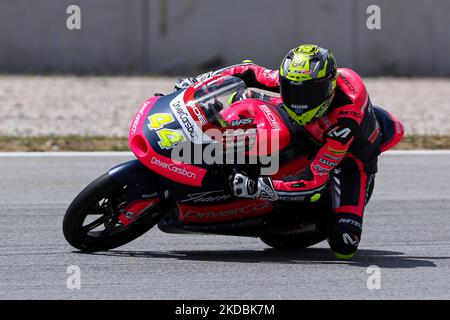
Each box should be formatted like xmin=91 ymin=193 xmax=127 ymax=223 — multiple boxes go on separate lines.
xmin=328 ymin=155 xmax=376 ymax=259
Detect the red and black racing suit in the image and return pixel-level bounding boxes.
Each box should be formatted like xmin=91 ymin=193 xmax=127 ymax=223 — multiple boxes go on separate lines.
xmin=195 ymin=62 xmax=404 ymax=256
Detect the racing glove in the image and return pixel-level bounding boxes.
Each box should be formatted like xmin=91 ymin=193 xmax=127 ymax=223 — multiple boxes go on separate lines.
xmin=228 ymin=88 xmax=272 ymax=105
xmin=174 ymin=70 xmax=216 ymax=91
xmin=232 ymin=173 xmax=278 ymax=201
xmin=174 ymin=77 xmax=197 ymax=91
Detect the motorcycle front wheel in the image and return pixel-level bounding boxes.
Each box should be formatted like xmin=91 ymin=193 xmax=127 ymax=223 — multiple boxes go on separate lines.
xmin=63 ymin=173 xmax=162 ymax=251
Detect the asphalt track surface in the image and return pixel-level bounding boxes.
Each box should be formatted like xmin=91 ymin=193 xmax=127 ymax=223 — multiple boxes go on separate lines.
xmin=0 ymin=152 xmax=449 ymax=299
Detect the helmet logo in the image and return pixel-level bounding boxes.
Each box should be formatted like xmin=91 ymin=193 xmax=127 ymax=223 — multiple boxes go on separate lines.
xmin=292 ymin=55 xmax=307 ymax=69
xmin=291 ymin=104 xmax=309 ymax=110
xmin=295 ymin=45 xmax=319 ymax=56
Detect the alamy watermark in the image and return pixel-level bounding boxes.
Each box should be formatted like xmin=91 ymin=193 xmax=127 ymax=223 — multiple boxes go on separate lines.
xmin=366 ymin=265 xmax=381 ymax=289
xmin=366 ymin=5 xmax=381 ymax=30
xmin=66 ymin=5 xmax=81 ymax=30
xmin=170 ymin=128 xmax=280 ymax=175
xmin=66 ymin=265 xmax=81 ymax=289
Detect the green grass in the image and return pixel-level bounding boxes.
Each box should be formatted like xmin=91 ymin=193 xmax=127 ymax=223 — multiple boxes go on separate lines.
xmin=0 ymin=135 xmax=449 ymax=151
xmin=0 ymin=135 xmax=129 ymax=151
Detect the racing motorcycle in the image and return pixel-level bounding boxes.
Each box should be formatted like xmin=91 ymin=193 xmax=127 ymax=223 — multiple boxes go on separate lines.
xmin=63 ymin=75 xmax=336 ymax=252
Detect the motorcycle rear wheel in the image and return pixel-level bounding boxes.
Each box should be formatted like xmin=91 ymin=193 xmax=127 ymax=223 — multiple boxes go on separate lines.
xmin=63 ymin=173 xmax=161 ymax=251
xmin=260 ymin=233 xmax=327 ymax=250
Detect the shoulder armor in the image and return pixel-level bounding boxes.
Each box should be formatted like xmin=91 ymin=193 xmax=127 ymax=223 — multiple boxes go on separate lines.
xmin=336 ymin=68 xmax=367 ymax=108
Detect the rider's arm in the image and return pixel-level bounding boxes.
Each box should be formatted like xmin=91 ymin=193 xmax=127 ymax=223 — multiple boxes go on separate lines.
xmin=232 ymin=116 xmax=361 ymax=201
xmin=218 ymin=63 xmax=280 ymax=93
xmin=272 ymin=118 xmax=358 ymax=197
xmin=177 ymin=62 xmax=280 ymax=93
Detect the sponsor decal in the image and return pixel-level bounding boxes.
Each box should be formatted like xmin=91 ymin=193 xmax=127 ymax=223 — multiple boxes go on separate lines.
xmin=279 ymin=195 xmax=306 ymax=201
xmin=197 ymin=71 xmax=213 ymax=81
xmin=342 ymin=233 xmax=359 ymax=246
xmin=338 ymin=110 xmax=362 ymax=119
xmin=319 ymin=158 xmax=338 ymax=167
xmin=130 ymin=100 xmax=151 ymax=134
xmin=151 ymin=156 xmax=196 ymax=179
xmin=231 ymin=118 xmax=254 ymax=126
xmin=189 ymin=103 xmax=208 ymax=125
xmin=183 ymin=201 xmax=270 ymax=220
xmin=313 ymin=164 xmax=331 ymax=175
xmin=323 ymin=153 xmax=342 ymax=161
xmin=339 ymin=218 xmax=362 ymax=229
xmin=328 ymin=126 xmax=351 ymax=139
xmin=180 ymin=190 xmax=232 ymax=203
xmin=291 ymin=104 xmax=309 ymax=110
xmin=340 ymin=75 xmax=356 ymax=94
xmin=259 ymin=104 xmax=281 ymax=130
xmin=142 ymin=192 xmax=157 ymax=198
xmin=170 ymin=93 xmax=212 ymax=144
xmin=395 ymin=121 xmax=403 ymax=134
xmin=172 ymin=100 xmax=199 ymax=141
xmin=327 ymin=125 xmax=353 ymax=144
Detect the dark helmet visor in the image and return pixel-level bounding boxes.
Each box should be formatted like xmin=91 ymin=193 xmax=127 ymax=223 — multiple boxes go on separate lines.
xmin=280 ymin=75 xmax=334 ymax=116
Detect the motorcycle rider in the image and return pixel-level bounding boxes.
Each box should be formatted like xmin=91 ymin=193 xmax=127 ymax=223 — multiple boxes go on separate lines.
xmin=175 ymin=44 xmax=403 ymax=259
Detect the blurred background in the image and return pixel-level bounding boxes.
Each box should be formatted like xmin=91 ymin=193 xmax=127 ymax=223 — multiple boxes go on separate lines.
xmin=0 ymin=0 xmax=449 ymax=149
xmin=1 ymin=0 xmax=450 ymax=75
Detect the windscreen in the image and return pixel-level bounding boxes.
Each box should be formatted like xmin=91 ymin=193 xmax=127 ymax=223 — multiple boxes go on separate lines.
xmin=189 ymin=76 xmax=247 ymax=127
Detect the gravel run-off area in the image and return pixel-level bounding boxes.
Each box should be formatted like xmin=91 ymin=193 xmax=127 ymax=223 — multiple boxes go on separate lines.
xmin=1 ymin=75 xmax=449 ymax=137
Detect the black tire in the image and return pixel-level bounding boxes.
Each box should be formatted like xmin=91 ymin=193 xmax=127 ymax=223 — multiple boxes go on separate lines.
xmin=63 ymin=173 xmax=162 ymax=251
xmin=260 ymin=233 xmax=327 ymax=250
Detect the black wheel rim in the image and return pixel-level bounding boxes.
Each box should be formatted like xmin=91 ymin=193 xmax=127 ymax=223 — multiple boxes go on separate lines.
xmin=80 ymin=186 xmax=156 ymax=241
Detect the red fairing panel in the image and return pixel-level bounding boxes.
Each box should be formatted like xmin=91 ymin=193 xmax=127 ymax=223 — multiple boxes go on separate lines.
xmin=118 ymin=198 xmax=160 ymax=226
xmin=221 ymin=99 xmax=291 ymax=156
xmin=128 ymin=97 xmax=208 ymax=187
xmin=178 ymin=199 xmax=273 ymax=223
xmin=129 ymin=97 xmax=159 ymax=141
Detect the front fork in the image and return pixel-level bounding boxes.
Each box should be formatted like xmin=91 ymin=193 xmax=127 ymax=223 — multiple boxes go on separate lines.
xmin=108 ymin=159 xmax=168 ymax=225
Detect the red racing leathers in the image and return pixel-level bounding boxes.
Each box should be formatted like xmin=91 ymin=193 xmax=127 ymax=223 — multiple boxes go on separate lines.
xmin=191 ymin=62 xmax=404 ymax=256
xmin=209 ymin=64 xmax=399 ymax=199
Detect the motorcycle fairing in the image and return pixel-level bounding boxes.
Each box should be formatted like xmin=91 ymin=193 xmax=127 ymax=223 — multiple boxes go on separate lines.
xmin=129 ymin=95 xmax=208 ymax=187
xmin=178 ymin=198 xmax=273 ymax=223
xmin=221 ymin=99 xmax=292 ymax=156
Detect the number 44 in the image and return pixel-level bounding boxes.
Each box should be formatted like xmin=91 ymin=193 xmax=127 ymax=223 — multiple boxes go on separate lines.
xmin=147 ymin=113 xmax=186 ymax=149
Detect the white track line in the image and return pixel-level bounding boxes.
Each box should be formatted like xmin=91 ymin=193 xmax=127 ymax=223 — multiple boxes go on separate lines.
xmin=0 ymin=150 xmax=450 ymax=157
xmin=0 ymin=152 xmax=133 ymax=157
xmin=385 ymin=150 xmax=450 ymax=155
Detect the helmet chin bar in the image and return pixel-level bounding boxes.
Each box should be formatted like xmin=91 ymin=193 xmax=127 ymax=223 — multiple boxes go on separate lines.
xmin=285 ymin=91 xmax=335 ymax=126
xmin=313 ymin=91 xmax=335 ymax=120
